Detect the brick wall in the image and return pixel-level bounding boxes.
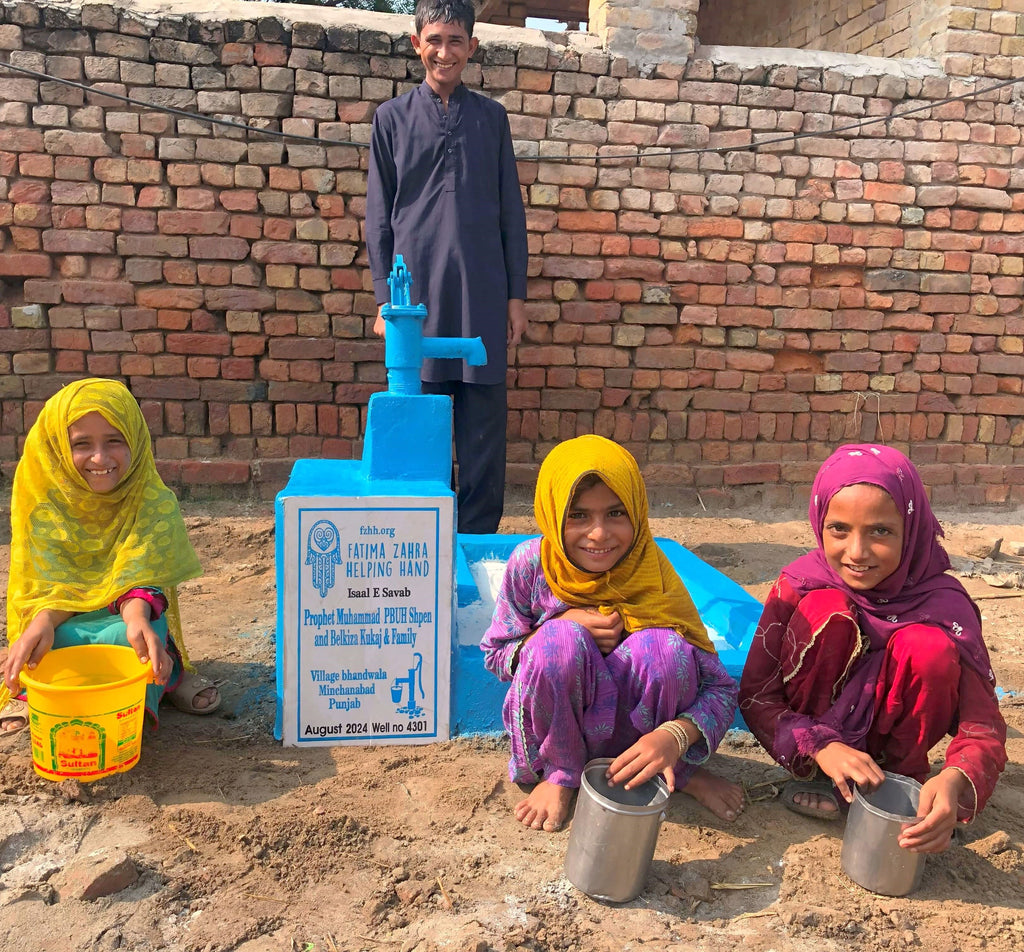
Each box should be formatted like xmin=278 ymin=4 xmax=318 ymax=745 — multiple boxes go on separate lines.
xmin=1 ymin=0 xmax=1023 ymax=508
xmin=698 ymin=0 xmax=951 ymax=60
xmin=942 ymin=1 xmax=1024 ymax=78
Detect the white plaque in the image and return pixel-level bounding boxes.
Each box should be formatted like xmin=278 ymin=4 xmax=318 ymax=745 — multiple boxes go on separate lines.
xmin=279 ymin=495 xmax=454 ymax=745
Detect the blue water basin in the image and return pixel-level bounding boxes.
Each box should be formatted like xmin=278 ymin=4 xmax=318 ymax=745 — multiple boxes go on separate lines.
xmin=452 ymin=534 xmax=761 ymax=735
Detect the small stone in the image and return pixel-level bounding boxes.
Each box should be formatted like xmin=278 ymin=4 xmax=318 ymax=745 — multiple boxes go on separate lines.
xmin=972 ymin=830 xmax=1011 ymax=856
xmin=56 ymin=779 xmax=86 ymax=802
xmin=965 ymin=537 xmax=1002 ymax=560
xmin=55 ymin=848 xmax=138 ymax=901
xmin=363 ymin=896 xmax=389 ymax=920
xmin=394 ymin=879 xmax=424 ymax=904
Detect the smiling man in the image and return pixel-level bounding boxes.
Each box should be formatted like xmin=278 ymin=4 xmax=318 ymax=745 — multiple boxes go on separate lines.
xmin=365 ymin=0 xmax=528 ymax=534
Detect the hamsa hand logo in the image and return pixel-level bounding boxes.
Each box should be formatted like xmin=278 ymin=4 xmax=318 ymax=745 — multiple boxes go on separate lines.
xmin=306 ymin=519 xmax=341 ymax=597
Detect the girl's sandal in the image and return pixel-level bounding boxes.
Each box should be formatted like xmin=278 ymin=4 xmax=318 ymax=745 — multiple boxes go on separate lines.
xmin=781 ymin=778 xmax=842 ymax=820
xmin=0 ymin=697 xmax=29 ymax=740
xmin=168 ymin=673 xmax=222 ymax=716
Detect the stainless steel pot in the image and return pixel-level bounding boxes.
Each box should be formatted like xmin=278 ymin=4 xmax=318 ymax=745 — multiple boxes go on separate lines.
xmin=563 ymin=758 xmax=670 ymax=903
xmin=840 ymin=770 xmax=926 ymax=897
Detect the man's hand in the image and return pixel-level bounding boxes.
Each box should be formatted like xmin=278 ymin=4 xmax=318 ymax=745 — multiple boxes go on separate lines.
xmin=372 ymin=305 xmax=386 ymax=338
xmin=507 ymin=299 xmax=526 ymax=346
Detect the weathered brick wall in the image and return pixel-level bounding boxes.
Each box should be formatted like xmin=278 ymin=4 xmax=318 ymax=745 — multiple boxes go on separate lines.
xmin=1 ymin=0 xmax=1023 ymax=508
xmin=942 ymin=1 xmax=1024 ymax=78
xmin=698 ymin=0 xmax=950 ymax=60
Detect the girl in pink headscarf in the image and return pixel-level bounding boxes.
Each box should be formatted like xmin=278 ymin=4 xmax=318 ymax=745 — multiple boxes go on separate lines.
xmin=739 ymin=444 xmax=1006 ymax=853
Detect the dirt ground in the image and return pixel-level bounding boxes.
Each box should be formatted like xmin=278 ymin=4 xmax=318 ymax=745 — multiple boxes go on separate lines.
xmin=1 ymin=495 xmax=1023 ymax=952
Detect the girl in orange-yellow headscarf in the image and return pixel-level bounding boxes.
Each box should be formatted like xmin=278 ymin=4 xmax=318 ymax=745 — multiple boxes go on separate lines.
xmin=1 ymin=378 xmax=219 ymax=735
xmin=481 ymin=435 xmax=744 ymax=832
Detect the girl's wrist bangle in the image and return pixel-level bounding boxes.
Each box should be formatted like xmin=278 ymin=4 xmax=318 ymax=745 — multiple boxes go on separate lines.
xmin=655 ymin=719 xmax=690 ymax=759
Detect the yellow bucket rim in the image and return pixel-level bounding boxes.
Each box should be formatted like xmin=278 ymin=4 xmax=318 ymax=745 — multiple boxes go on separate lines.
xmin=20 ymin=645 xmax=152 ymax=694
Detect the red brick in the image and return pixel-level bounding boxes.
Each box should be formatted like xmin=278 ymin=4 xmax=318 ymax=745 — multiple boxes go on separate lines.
xmin=51 ymin=329 xmax=90 ymax=350
xmin=186 ymin=356 xmax=221 ymax=378
xmin=0 ymin=254 xmax=51 ymax=277
xmin=559 ymin=302 xmax=621 ymax=323
xmin=61 ymin=280 xmax=134 ymax=305
xmin=9 ymin=181 xmax=49 ymax=204
xmin=157 ymin=210 xmax=230 ymax=235
xmin=686 ymin=217 xmax=745 ymax=238
xmin=665 ymin=262 xmax=727 ymax=283
xmin=180 ymin=459 xmax=251 ymax=484
xmin=165 ymin=333 xmax=232 ymax=356
xmin=604 ymin=258 xmax=665 ymax=280
xmin=557 ymin=211 xmax=617 ymax=232
xmin=864 ymin=182 xmax=915 ymax=204
xmin=919 ymin=295 xmax=971 ymax=314
xmin=189 ymin=236 xmax=251 ymax=260
xmin=772 ymin=221 xmax=827 ymax=243
xmin=135 ymin=287 xmax=205 ymax=309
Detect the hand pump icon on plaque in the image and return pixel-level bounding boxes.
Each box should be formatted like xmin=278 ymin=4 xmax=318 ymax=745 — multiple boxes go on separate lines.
xmin=392 ymin=652 xmax=425 ymax=718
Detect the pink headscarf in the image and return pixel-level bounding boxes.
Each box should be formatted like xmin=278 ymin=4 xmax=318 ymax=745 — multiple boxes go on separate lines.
xmin=782 ymin=444 xmax=992 ymax=683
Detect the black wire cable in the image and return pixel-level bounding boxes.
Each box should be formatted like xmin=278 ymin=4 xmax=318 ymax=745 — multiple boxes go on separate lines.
xmin=1 ymin=57 xmax=1020 ymax=164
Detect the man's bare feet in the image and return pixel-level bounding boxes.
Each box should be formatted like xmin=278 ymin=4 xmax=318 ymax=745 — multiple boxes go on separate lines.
xmin=680 ymin=766 xmax=745 ymax=821
xmin=514 ymin=780 xmax=574 ymax=832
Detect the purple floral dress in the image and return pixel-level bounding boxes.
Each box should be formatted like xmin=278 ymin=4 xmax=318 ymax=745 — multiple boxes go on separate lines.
xmin=481 ymin=538 xmax=738 ymax=789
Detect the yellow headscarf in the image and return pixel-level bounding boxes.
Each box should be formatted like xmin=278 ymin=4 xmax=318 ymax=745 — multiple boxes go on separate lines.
xmin=534 ymin=435 xmax=714 ymax=654
xmin=7 ymin=378 xmax=201 ymax=667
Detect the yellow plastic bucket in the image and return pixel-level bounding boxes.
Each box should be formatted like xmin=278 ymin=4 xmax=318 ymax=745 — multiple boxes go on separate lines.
xmin=20 ymin=644 xmax=152 ymax=783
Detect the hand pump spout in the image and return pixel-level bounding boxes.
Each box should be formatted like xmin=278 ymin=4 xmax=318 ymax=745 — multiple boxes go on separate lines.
xmin=381 ymin=255 xmax=487 ymax=393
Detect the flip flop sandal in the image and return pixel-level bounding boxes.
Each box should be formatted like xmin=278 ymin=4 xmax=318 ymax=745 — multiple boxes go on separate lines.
xmin=781 ymin=778 xmax=842 ymax=821
xmin=168 ymin=672 xmax=222 ymax=716
xmin=0 ymin=697 xmax=29 ymax=740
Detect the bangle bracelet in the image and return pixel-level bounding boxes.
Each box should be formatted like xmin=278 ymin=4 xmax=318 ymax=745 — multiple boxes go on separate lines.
xmin=655 ymin=719 xmax=690 ymax=759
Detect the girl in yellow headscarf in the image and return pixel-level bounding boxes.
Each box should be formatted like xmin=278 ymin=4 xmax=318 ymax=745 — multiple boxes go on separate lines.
xmin=481 ymin=435 xmax=744 ymax=832
xmin=1 ymin=378 xmax=219 ymax=734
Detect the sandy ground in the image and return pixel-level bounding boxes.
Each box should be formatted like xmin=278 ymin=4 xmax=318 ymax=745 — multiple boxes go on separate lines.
xmin=1 ymin=496 xmax=1023 ymax=952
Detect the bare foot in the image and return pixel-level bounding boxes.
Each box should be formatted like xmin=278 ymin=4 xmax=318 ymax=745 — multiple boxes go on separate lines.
xmin=791 ymin=791 xmax=839 ymax=814
xmin=513 ymin=780 xmax=574 ymax=832
xmin=167 ymin=673 xmax=221 ymax=715
xmin=680 ymin=766 xmax=745 ymax=821
xmin=190 ymin=687 xmax=219 ymax=710
xmin=0 ymin=698 xmax=28 ymax=734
